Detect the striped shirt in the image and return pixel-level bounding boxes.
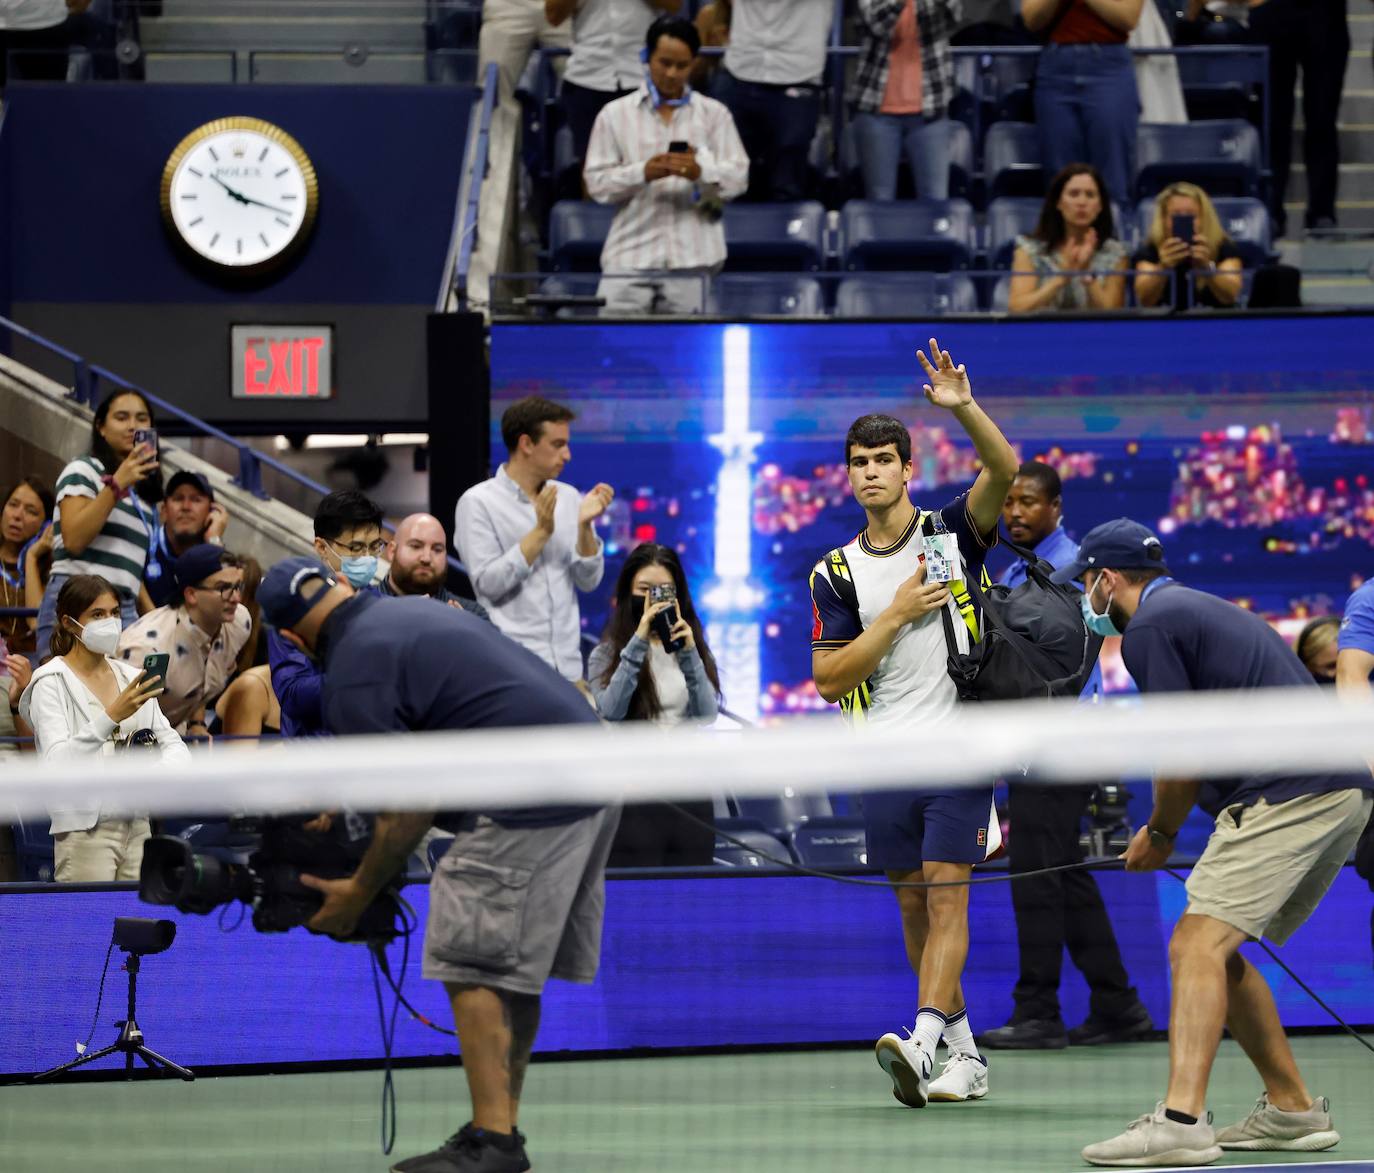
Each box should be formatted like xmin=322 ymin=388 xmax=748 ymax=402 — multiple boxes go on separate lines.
xmin=51 ymin=455 xmax=154 ymax=598
xmin=585 ymin=86 xmax=749 ymax=274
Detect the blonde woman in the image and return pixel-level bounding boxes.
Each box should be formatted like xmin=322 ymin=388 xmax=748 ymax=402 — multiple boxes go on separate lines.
xmin=1133 ymin=182 xmax=1244 ymax=310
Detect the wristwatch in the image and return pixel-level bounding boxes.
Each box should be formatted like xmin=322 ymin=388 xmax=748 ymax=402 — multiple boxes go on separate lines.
xmin=100 ymin=475 xmax=128 ymax=500
xmin=1147 ymin=824 xmax=1177 ymax=851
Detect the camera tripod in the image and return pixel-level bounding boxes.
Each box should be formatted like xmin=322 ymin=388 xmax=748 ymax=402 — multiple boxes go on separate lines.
xmin=30 ymin=950 xmax=194 ymax=1082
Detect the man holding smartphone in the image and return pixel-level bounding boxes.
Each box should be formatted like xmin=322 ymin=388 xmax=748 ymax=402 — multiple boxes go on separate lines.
xmin=808 ymin=339 xmax=1019 ymax=1109
xmin=584 ymin=15 xmax=748 ymax=315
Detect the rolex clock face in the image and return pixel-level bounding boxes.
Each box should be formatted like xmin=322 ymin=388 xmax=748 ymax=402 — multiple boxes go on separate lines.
xmin=160 ymin=117 xmax=319 ymax=273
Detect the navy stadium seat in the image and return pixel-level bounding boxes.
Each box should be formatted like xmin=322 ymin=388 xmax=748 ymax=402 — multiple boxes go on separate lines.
xmin=985 ymin=52 xmax=1038 ymax=123
xmin=733 ymin=790 xmax=834 ymax=838
xmin=983 ymin=122 xmax=1043 ymax=200
xmin=791 ymin=818 xmax=869 ymax=869
xmin=548 ymin=200 xmax=618 ymax=271
xmin=1176 ymin=51 xmax=1261 ymax=123
xmin=708 ymin=274 xmax=824 ymax=317
xmin=989 ymin=275 xmax=1012 ymax=313
xmin=986 ymin=196 xmax=1042 ymax=269
xmin=713 ymin=818 xmax=796 ymax=868
xmin=427 ymin=834 xmax=454 ymax=870
xmin=840 ymin=199 xmax=975 ymax=272
xmin=721 ymin=201 xmax=826 ymax=272
xmin=835 ymin=273 xmax=980 ymax=317
xmin=1134 ymin=195 xmax=1271 ymax=268
xmin=1134 ymin=120 xmax=1261 ymax=199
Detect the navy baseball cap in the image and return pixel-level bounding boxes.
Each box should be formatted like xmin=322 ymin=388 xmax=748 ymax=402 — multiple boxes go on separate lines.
xmin=164 ymin=470 xmax=215 ymax=500
xmin=172 ymin=543 xmax=228 ymax=592
xmin=259 ymin=556 xmax=338 ymax=631
xmin=1049 ymin=518 xmax=1169 ymax=584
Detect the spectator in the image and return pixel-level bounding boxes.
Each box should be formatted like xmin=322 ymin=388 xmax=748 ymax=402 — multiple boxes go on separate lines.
xmin=1337 ymin=578 xmax=1374 ymax=693
xmin=1008 ymin=164 xmax=1129 ymax=312
xmin=1295 ymin=615 xmax=1340 ymax=686
xmin=716 ymin=0 xmax=833 ymax=201
xmin=117 ymin=545 xmax=251 ymax=736
xmin=0 ymin=0 xmax=101 ymax=85
xmin=1 ymin=476 xmax=55 ymax=659
xmin=690 ymin=0 xmax=730 ymax=91
xmin=1249 ymin=0 xmax=1348 ymax=235
xmin=235 ymin=555 xmax=266 ymax=673
xmin=18 ymin=573 xmax=187 ymax=882
xmin=269 ymin=489 xmax=386 ymax=739
xmin=1022 ymin=0 xmax=1144 ymax=207
xmin=588 ymin=542 xmax=719 ymax=866
xmin=1133 ymin=181 xmax=1244 ymax=310
xmin=585 ymin=15 xmax=749 ymax=315
xmin=145 ymin=471 xmax=229 ymax=608
xmin=848 ymin=0 xmax=961 ymax=202
xmin=38 ymin=388 xmax=161 ymax=658
xmin=546 ymin=0 xmax=683 ymax=169
xmin=218 ymin=666 xmax=281 ymax=740
xmin=1 ymin=646 xmax=34 ymax=881
xmin=477 ymin=0 xmax=570 ymax=111
xmin=382 ymin=512 xmax=488 ymax=618
xmin=455 ymin=400 xmax=614 ymax=682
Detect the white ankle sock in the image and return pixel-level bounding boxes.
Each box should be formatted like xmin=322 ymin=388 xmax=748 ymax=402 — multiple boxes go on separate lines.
xmin=913 ymin=1007 xmax=947 ymax=1059
xmin=942 ymin=1007 xmax=980 ymax=1058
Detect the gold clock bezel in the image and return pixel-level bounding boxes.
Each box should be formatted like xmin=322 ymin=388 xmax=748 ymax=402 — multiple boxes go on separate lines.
xmin=160 ymin=116 xmax=320 ymax=274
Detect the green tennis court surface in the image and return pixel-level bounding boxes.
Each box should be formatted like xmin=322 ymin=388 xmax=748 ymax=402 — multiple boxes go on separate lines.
xmin=4 ymin=1036 xmax=1371 ymax=1172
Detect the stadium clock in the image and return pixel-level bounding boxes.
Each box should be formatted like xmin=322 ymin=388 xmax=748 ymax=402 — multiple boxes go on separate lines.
xmin=160 ymin=117 xmax=319 ymax=274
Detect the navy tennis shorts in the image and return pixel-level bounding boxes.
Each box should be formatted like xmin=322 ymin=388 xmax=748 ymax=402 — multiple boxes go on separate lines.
xmin=862 ymin=786 xmax=997 ymax=871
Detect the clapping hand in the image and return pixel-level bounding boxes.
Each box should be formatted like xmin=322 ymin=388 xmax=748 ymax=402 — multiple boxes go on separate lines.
xmin=916 ymin=337 xmax=973 ymax=410
xmin=1062 ymin=228 xmax=1099 ymax=276
xmin=579 ymin=483 xmax=614 ymax=525
xmin=534 ymin=484 xmax=559 ymax=536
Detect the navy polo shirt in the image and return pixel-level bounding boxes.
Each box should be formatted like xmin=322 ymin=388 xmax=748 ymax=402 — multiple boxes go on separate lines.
xmin=1122 ymin=581 xmax=1372 ymax=815
xmin=318 ymin=592 xmax=599 ymax=825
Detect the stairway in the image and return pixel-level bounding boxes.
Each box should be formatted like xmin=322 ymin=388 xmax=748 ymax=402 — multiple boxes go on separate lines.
xmin=138 ymin=0 xmax=430 ymax=85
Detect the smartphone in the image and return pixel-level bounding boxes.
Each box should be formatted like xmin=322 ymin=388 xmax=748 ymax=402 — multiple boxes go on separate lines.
xmin=667 ymin=141 xmax=690 ymax=154
xmin=648 ymin=583 xmax=684 ymax=653
xmin=1170 ymin=213 xmax=1196 ymax=244
xmin=142 ymin=653 xmax=170 ymax=690
xmin=133 ymin=427 xmax=159 ymax=454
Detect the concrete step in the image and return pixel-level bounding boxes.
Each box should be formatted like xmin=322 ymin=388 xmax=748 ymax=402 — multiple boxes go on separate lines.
xmin=1349 ymin=13 xmax=1374 ymax=51
xmin=1285 ymin=162 xmax=1374 ymax=201
xmin=156 ymin=0 xmax=426 ymax=20
xmin=141 ymin=15 xmax=426 ymax=53
xmin=1294 ymin=126 xmax=1374 ymax=164
xmin=248 ymin=51 xmax=428 ymax=85
xmin=1281 ymin=199 xmax=1374 ymax=233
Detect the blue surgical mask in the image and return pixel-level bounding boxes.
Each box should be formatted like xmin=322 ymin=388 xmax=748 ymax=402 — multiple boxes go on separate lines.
xmin=339 ymin=555 xmax=377 ymax=588
xmin=1081 ymin=577 xmax=1121 ymax=638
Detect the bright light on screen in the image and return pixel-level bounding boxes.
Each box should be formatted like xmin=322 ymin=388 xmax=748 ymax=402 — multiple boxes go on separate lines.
xmin=490 ymin=317 xmax=1374 ymax=717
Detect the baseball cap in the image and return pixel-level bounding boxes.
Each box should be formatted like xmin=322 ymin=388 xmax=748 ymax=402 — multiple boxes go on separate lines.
xmin=259 ymin=556 xmax=339 ymax=631
xmin=172 ymin=543 xmax=228 ymax=592
xmin=1049 ymin=518 xmax=1169 ymax=584
xmin=164 ymin=470 xmax=215 ymax=500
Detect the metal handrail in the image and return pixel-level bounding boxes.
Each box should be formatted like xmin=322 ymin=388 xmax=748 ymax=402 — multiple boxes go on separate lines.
xmin=451 ymin=60 xmax=500 ymax=308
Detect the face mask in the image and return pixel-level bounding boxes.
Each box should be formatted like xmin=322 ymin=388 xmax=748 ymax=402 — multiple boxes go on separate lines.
xmin=1080 ymin=577 xmax=1122 ymax=638
xmin=74 ymin=616 xmax=122 ymax=657
xmin=628 ymin=595 xmax=647 ymax=621
xmin=339 ymin=555 xmax=377 ymax=588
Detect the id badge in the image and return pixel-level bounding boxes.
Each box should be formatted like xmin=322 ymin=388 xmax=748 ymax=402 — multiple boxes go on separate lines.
xmin=922 ymin=532 xmax=960 ymax=582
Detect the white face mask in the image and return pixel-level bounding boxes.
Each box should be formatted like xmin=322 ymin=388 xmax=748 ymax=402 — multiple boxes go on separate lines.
xmin=74 ymin=616 xmax=122 ymax=657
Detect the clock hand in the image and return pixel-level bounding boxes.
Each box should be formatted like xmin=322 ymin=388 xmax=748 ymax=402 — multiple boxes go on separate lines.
xmin=210 ymin=174 xmax=252 ymax=205
xmin=241 ymin=195 xmax=294 ymax=217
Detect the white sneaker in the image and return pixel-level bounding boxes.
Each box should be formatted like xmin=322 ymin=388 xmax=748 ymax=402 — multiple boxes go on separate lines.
xmin=875 ymin=1030 xmax=932 ymax=1108
xmin=1215 ymin=1094 xmax=1340 ymax=1152
xmin=1082 ymin=1104 xmax=1221 ymax=1168
xmin=928 ymin=1051 xmax=989 ymax=1102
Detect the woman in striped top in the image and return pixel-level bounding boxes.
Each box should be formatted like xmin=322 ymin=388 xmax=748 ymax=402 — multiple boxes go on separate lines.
xmin=36 ymin=390 xmax=163 ymax=658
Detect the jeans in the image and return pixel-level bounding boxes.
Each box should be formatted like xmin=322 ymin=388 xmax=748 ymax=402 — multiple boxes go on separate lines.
xmin=851 ymin=112 xmax=952 ymax=201
xmin=714 ymin=69 xmax=821 ymax=202
xmin=35 ymin=572 xmax=138 ymax=663
xmin=1034 ymin=42 xmax=1139 ymax=205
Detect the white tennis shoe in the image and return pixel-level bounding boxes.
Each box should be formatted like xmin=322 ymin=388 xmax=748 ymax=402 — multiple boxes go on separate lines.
xmin=928 ymin=1051 xmax=989 ymax=1102
xmin=1214 ymin=1094 xmax=1340 ymax=1151
xmin=875 ymin=1030 xmax=933 ymax=1108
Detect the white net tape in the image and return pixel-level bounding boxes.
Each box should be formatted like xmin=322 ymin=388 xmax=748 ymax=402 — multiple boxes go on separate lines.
xmin=2 ymin=688 xmax=1372 ymax=821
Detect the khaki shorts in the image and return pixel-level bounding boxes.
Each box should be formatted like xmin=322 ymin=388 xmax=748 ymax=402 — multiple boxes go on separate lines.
xmin=423 ymin=806 xmax=620 ymax=996
xmin=1185 ymin=788 xmax=1373 ymax=945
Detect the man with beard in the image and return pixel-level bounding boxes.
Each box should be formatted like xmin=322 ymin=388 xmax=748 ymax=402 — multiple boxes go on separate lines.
xmin=382 ymin=512 xmax=488 ymax=620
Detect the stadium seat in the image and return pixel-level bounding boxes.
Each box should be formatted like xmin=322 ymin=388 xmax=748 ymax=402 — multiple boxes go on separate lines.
xmin=986 ymin=196 xmax=1042 ymax=269
xmin=721 ymin=202 xmax=826 ymax=272
xmin=835 ymin=273 xmax=980 ymax=317
xmin=427 ymin=834 xmax=454 ymax=870
xmin=837 ymin=124 xmax=973 ymax=202
xmin=985 ymin=51 xmax=1038 ymax=123
xmin=989 ymin=275 xmax=1012 ymax=312
xmin=1175 ymin=51 xmax=1261 ymax=123
xmin=1134 ymin=120 xmax=1261 ymax=199
xmin=12 ymin=818 xmax=54 ymax=882
xmin=948 ymin=120 xmax=974 ymax=202
xmin=790 ymin=818 xmax=869 ymax=869
xmin=839 ymin=199 xmax=975 ymax=272
xmin=1134 ymin=195 xmax=1272 ymax=268
xmin=712 ymin=818 xmax=796 ymax=868
xmin=734 ymin=790 xmax=834 ymax=838
xmin=983 ymin=122 xmax=1043 ymax=200
xmin=707 ymin=275 xmax=824 ymax=317
xmin=548 ymin=200 xmax=618 ymax=271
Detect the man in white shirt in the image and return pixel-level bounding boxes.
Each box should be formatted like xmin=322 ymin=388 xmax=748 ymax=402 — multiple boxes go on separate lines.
xmin=0 ymin=0 xmax=95 ymax=84
xmin=454 ymin=396 xmax=614 ymax=680
xmin=584 ymin=15 xmax=749 ymax=315
xmin=716 ymin=0 xmax=833 ymax=200
xmin=546 ymin=0 xmax=683 ymax=168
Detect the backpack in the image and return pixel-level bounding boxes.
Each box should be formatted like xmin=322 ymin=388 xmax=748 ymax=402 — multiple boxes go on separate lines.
xmin=932 ymin=523 xmax=1104 ymax=702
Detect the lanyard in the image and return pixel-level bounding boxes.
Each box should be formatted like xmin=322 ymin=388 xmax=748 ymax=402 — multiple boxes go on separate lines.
xmin=0 ymin=530 xmax=44 ymax=591
xmin=1139 ymin=576 xmax=1175 ymax=606
xmin=641 ymin=52 xmax=692 ymax=109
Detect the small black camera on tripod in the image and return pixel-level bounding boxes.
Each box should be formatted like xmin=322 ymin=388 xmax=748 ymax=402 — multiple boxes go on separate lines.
xmin=30 ymin=916 xmax=193 ymax=1083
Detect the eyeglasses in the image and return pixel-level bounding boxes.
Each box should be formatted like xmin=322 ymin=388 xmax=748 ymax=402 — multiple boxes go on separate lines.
xmin=199 ymin=581 xmax=244 ymax=599
xmin=329 ymin=539 xmax=387 ymax=557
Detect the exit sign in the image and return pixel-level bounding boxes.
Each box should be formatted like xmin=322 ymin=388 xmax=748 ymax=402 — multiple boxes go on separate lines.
xmin=230 ymin=325 xmax=334 ymax=400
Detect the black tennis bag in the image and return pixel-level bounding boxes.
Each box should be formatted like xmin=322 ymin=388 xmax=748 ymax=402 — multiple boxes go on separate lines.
xmin=938 ymin=537 xmax=1104 ymax=702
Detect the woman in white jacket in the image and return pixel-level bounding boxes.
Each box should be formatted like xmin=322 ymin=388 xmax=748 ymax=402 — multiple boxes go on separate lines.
xmin=19 ymin=573 xmax=188 ymax=882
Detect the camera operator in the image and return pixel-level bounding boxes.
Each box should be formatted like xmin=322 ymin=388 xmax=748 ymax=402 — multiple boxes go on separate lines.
xmin=258 ymin=556 xmax=617 ymax=1173
xmin=19 ymin=574 xmax=188 ymax=882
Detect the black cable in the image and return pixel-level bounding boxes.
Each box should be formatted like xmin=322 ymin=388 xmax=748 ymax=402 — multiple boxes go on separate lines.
xmin=372 ymin=899 xmax=457 ymax=1038
xmin=76 ymin=937 xmax=117 ymax=1057
xmin=368 ymin=913 xmax=411 ymax=1156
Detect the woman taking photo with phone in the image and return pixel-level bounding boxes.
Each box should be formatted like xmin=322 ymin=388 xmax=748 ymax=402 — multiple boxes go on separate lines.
xmin=1133 ymin=181 xmax=1244 ymax=310
xmin=19 ymin=574 xmax=188 ymax=882
xmin=36 ymin=389 xmax=163 ymax=658
xmin=589 ymin=543 xmax=721 ymax=866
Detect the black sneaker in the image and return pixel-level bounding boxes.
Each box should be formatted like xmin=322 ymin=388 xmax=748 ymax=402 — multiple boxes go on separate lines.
xmin=978 ymin=1019 xmax=1068 ymax=1050
xmin=390 ymin=1124 xmax=531 ymax=1173
xmin=1068 ymin=1006 xmax=1153 ymax=1046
